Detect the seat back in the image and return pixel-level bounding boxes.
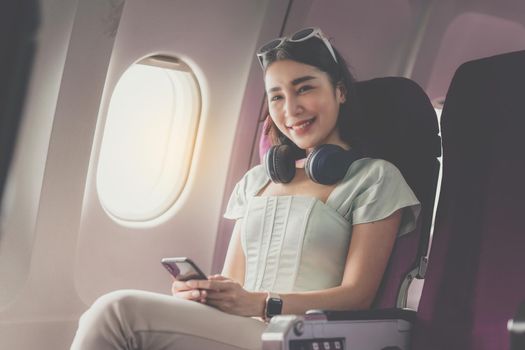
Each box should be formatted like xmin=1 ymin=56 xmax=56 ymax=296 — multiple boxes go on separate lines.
xmin=352 ymin=77 xmax=441 ymax=309
xmin=259 ymin=77 xmax=441 ymax=309
xmin=412 ymin=50 xmax=525 ymax=350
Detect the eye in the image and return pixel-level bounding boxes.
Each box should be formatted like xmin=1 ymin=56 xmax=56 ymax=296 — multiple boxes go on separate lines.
xmin=297 ymin=85 xmax=313 ymax=94
xmin=269 ymin=94 xmax=283 ymax=102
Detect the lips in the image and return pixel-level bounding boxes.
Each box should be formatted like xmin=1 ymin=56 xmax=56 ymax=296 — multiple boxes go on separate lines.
xmin=286 ymin=117 xmax=316 ymax=130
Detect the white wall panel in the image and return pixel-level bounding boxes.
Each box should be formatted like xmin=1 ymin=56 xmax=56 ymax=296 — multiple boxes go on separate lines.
xmin=0 ymin=0 xmax=79 ymax=309
xmin=0 ymin=0 xmax=123 ymax=348
xmin=75 ymin=0 xmax=280 ymax=305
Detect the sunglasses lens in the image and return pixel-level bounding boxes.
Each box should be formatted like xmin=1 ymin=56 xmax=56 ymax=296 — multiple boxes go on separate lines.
xmin=258 ymin=39 xmax=282 ymax=54
xmin=291 ymin=28 xmax=315 ymax=40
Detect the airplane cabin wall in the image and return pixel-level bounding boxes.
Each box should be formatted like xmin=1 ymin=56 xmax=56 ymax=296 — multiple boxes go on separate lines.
xmin=1 ymin=0 xmax=524 ymax=349
xmin=0 ymin=0 xmax=125 ymax=348
xmin=0 ymin=0 xmax=79 ymax=309
xmin=0 ymin=0 xmax=289 ymax=348
xmin=74 ymin=0 xmax=282 ymax=305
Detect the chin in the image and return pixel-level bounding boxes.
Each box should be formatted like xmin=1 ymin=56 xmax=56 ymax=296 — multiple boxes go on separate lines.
xmin=291 ymin=140 xmax=318 ymax=151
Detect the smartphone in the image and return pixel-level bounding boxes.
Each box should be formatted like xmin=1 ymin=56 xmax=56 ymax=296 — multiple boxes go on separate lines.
xmin=161 ymin=257 xmax=208 ymax=281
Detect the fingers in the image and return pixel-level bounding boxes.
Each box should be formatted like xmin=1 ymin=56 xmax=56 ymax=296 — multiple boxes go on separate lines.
xmin=205 ymin=289 xmax=224 ymax=299
xmin=171 ymin=277 xmax=235 ymax=305
xmin=208 ymin=274 xmax=229 ymax=281
xmin=203 ymin=283 xmax=236 ymax=302
xmin=171 ymin=279 xmax=191 ymax=293
xmin=179 ymin=275 xmax=230 ymax=292
xmin=171 ymin=279 xmax=209 ymax=302
xmin=172 ymin=278 xmax=215 ymax=293
xmin=172 ymin=288 xmax=208 ymax=302
xmin=186 ymin=279 xmax=221 ymax=291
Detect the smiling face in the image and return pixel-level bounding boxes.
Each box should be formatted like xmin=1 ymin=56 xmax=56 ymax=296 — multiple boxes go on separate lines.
xmin=264 ymin=59 xmax=348 ymax=153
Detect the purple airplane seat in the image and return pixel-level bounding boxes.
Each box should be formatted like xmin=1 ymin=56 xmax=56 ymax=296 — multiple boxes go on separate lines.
xmin=411 ymin=50 xmax=525 ymax=350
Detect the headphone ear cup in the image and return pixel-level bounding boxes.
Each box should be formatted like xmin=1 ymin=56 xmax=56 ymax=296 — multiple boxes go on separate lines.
xmin=264 ymin=145 xmax=296 ymax=183
xmin=305 ymin=144 xmax=360 ymax=185
xmin=304 ymin=147 xmax=322 ymax=183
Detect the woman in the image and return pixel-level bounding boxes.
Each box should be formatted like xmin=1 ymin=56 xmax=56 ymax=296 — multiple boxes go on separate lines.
xmin=71 ymin=27 xmax=420 ymax=350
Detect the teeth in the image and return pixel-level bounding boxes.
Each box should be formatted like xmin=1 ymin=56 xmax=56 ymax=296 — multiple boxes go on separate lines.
xmin=291 ymin=119 xmax=314 ymax=130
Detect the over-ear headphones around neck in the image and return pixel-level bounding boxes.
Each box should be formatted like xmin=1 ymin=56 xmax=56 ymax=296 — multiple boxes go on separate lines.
xmin=263 ymin=144 xmax=363 ymax=185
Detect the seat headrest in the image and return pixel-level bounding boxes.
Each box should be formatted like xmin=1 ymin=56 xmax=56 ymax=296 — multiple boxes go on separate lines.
xmin=353 ymin=77 xmax=441 ymax=160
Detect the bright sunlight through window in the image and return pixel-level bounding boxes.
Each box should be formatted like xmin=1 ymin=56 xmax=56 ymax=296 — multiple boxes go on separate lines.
xmin=97 ymin=56 xmax=201 ymax=222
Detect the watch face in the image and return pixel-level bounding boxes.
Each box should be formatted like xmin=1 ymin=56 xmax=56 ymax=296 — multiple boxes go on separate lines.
xmin=267 ymin=297 xmax=283 ymax=317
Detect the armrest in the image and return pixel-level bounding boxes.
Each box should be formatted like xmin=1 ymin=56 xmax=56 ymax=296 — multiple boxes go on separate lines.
xmin=305 ymin=308 xmax=416 ymax=323
xmin=262 ymin=308 xmax=415 ymax=350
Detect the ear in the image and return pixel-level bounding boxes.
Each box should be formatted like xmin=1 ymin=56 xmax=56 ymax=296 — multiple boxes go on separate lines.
xmin=335 ymin=82 xmax=347 ymax=104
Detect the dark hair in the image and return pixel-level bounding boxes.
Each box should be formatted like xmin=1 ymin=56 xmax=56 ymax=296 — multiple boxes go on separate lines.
xmin=260 ymin=35 xmax=362 ymax=156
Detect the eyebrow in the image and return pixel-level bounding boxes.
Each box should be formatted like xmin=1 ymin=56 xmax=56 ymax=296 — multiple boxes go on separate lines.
xmin=267 ymin=75 xmax=317 ymax=93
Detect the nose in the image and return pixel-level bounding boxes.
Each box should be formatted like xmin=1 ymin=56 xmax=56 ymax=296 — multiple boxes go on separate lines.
xmin=284 ymin=95 xmax=303 ymax=118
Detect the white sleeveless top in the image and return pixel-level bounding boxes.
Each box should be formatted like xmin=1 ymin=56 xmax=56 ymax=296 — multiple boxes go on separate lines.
xmin=223 ymin=158 xmax=420 ymax=293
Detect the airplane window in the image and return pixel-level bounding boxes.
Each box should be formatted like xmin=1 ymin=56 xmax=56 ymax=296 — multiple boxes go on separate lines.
xmin=97 ymin=56 xmax=201 ymax=222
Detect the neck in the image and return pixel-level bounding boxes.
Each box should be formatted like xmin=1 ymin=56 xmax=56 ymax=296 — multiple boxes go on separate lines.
xmin=295 ymin=158 xmax=306 ymax=168
xmin=306 ymin=142 xmax=351 ymax=155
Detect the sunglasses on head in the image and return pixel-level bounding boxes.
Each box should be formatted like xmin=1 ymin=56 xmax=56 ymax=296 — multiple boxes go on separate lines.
xmin=256 ymin=27 xmax=338 ymax=69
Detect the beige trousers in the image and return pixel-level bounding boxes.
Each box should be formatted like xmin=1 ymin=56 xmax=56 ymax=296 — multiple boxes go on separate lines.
xmin=70 ymin=290 xmax=267 ymax=350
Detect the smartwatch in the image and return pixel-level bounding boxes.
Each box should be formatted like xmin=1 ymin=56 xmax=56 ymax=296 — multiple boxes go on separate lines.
xmin=265 ymin=292 xmax=283 ymax=320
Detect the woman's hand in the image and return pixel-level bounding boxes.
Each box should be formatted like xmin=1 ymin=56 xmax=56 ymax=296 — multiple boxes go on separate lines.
xmin=171 ymin=279 xmax=208 ymax=303
xmin=186 ymin=275 xmax=266 ymax=317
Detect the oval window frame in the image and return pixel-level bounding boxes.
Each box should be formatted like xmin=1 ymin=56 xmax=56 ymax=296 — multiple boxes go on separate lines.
xmin=96 ymin=55 xmax=202 ymax=224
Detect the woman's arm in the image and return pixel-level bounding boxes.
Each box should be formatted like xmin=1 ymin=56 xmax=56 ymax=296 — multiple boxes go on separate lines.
xmin=280 ymin=209 xmax=402 ymax=314
xmin=171 ymin=219 xmax=245 ymax=302
xmin=194 ymin=209 xmax=402 ymax=317
xmin=220 ymin=219 xmax=245 ymax=284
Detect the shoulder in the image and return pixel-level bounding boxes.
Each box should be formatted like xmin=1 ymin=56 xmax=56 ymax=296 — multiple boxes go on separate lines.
xmin=331 ymin=158 xmax=411 ymax=206
xmin=344 ymin=158 xmax=403 ymax=184
xmin=333 ymin=158 xmax=420 ymax=230
xmin=243 ymin=163 xmax=267 ymax=179
xmin=223 ymin=164 xmax=269 ymax=220
xmin=237 ymin=164 xmax=269 ymax=197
